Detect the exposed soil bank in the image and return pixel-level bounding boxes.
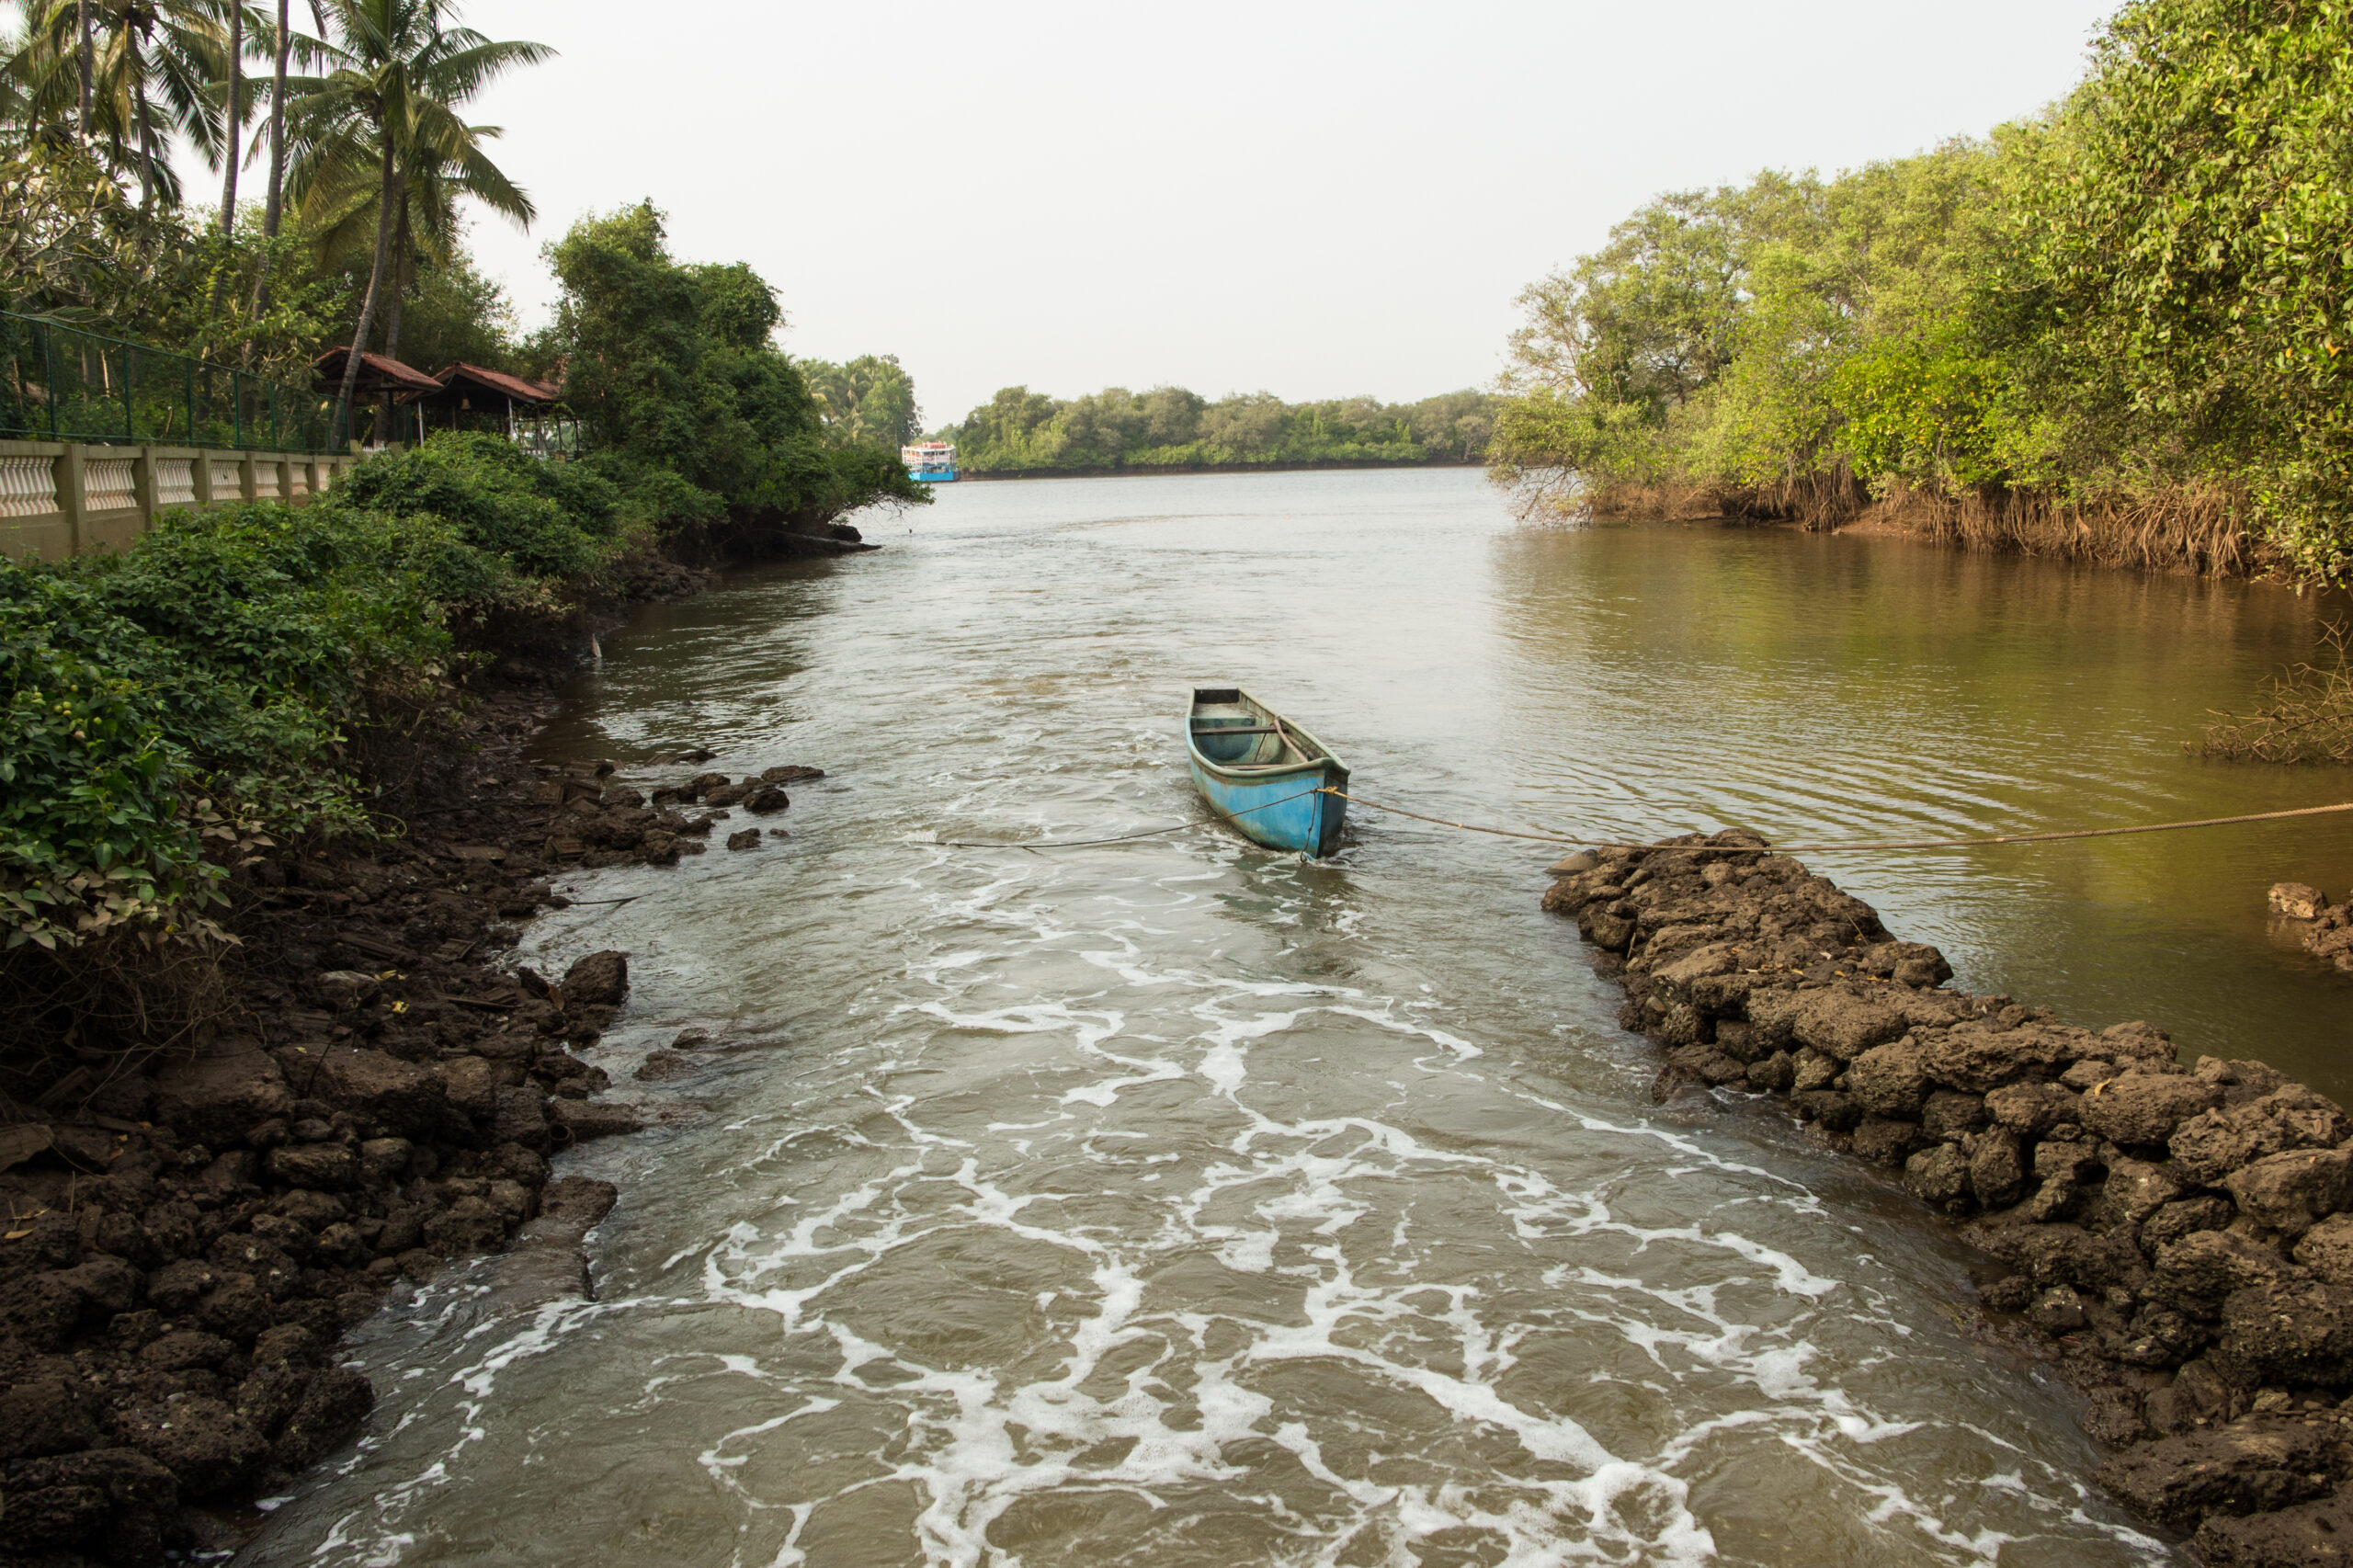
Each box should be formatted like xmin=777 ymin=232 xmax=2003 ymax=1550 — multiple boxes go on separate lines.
xmin=1574 ymin=476 xmax=2257 ymax=578
xmin=1544 ymin=835 xmax=2353 ymax=1566
xmin=0 ymin=547 xmax=838 ymax=1564
xmin=959 ymin=457 xmax=1482 ymax=482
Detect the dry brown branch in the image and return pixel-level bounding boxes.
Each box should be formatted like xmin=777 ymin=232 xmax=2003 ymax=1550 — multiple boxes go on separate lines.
xmin=2196 ymin=621 xmax=2353 ymax=763
xmin=1882 ymin=480 xmax=2252 ymax=574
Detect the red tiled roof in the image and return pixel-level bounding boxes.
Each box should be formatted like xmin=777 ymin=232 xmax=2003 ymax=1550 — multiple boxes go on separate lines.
xmin=438 ymin=361 xmax=562 ymax=404
xmin=312 ymin=347 xmax=443 ymax=395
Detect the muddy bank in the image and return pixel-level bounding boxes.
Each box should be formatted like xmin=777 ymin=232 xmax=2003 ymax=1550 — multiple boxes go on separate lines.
xmin=0 ymin=566 xmax=833 ymax=1562
xmin=1568 ymin=472 xmax=2256 ymax=579
xmin=1544 ymin=835 xmax=2353 ymax=1564
xmin=959 ymin=457 xmax=1481 ymax=482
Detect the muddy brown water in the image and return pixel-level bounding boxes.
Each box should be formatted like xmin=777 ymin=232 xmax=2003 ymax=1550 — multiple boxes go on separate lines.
xmin=243 ymin=469 xmax=2353 ymax=1566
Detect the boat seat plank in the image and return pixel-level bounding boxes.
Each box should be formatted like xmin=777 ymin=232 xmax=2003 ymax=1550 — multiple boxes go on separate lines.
xmin=1191 ymin=724 xmax=1285 ymax=735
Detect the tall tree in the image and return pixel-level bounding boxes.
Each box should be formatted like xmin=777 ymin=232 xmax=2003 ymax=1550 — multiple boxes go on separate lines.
xmin=249 ymin=0 xmax=289 ymax=312
xmin=17 ymin=0 xmax=229 ymax=210
xmin=298 ymin=111 xmax=535 ymax=422
xmin=74 ymin=0 xmax=89 ymax=135
xmin=285 ymin=0 xmax=546 ymax=441
xmin=214 ymin=0 xmax=245 ymax=233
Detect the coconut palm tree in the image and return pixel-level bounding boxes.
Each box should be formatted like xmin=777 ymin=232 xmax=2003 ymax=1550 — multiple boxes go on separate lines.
xmin=213 ymin=0 xmax=249 ymax=233
xmin=14 ymin=0 xmax=229 ymax=208
xmin=285 ymin=0 xmax=546 ymax=441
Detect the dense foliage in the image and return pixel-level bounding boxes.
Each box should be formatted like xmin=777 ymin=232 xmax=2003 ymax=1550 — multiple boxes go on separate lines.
xmin=1492 ymin=0 xmax=2353 ymax=579
xmin=0 ymin=433 xmax=636 ymax=950
xmin=546 ymin=201 xmax=926 ymax=528
xmin=0 ymin=137 xmax=346 ymax=382
xmin=802 ymin=354 xmax=920 ymax=450
xmin=942 ymin=384 xmax=1499 ymax=473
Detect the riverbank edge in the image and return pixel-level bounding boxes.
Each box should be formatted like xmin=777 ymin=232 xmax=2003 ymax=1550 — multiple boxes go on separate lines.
xmin=957 ymin=456 xmax=1483 ymax=483
xmin=0 ymin=531 xmax=861 ymax=1563
xmin=1566 ymin=477 xmax=2265 ymax=580
xmin=1542 ymin=833 xmax=2353 ymax=1565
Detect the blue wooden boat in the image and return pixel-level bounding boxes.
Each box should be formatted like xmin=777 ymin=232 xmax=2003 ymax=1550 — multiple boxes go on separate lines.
xmin=1186 ymin=687 xmax=1349 ymax=856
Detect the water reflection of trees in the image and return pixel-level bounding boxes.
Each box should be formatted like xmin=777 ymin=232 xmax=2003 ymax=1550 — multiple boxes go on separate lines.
xmin=1483 ymin=521 xmax=2353 ymax=1090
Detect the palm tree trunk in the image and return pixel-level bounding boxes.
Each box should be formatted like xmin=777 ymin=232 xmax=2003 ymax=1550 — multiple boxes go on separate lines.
xmin=75 ymin=1 xmax=92 ymax=139
xmin=128 ymin=24 xmax=156 ymax=209
xmin=374 ymin=202 xmax=412 ymax=442
xmin=218 ymin=4 xmax=243 ymax=234
xmin=335 ymin=129 xmax=398 ymax=448
xmin=250 ymin=0 xmax=290 ymax=314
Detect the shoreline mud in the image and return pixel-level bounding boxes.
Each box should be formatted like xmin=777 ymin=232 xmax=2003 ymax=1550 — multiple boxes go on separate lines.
xmin=957 ymin=456 xmax=1483 ymax=483
xmin=0 ymin=551 xmax=835 ymax=1563
xmin=1544 ymin=833 xmax=2353 ymax=1566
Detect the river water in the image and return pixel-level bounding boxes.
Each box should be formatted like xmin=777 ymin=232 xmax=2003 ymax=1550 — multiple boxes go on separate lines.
xmin=245 ymin=469 xmax=2353 ymax=1567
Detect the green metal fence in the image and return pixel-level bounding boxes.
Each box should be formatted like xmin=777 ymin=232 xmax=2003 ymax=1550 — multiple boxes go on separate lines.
xmin=0 ymin=310 xmax=343 ymax=453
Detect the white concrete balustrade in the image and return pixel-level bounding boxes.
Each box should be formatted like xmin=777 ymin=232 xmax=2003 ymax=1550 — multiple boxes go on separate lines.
xmin=155 ymin=458 xmax=197 ymax=507
xmin=0 ymin=439 xmax=358 ymax=561
xmin=84 ymin=457 xmax=135 ymax=512
xmin=0 ymin=456 xmax=54 ymax=518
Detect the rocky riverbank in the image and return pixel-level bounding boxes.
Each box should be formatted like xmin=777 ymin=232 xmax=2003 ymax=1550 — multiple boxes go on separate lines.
xmin=0 ymin=589 xmax=832 ymax=1562
xmin=1544 ymin=835 xmax=2353 ymax=1567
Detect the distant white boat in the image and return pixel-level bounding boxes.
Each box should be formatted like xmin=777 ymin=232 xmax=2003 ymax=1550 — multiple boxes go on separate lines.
xmin=902 ymin=441 xmax=957 ymax=483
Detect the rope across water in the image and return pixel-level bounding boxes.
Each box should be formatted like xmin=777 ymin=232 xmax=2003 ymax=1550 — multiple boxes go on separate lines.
xmin=924 ymin=785 xmax=2353 ymax=855
xmin=1322 ymin=788 xmax=2353 ymax=854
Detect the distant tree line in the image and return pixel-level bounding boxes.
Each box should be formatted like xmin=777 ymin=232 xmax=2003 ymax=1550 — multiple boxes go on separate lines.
xmin=938 ymin=384 xmax=1499 ymax=473
xmin=1491 ymin=0 xmax=2353 ymax=581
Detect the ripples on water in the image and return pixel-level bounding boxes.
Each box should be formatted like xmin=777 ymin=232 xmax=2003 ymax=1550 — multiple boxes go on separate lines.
xmin=244 ymin=470 xmax=2353 ymax=1566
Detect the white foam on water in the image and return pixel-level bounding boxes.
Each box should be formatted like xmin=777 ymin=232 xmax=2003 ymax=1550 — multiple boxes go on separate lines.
xmin=244 ymin=684 xmax=2182 ymax=1568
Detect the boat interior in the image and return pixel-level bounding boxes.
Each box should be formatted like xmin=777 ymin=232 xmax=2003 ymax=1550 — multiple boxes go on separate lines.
xmin=1189 ymin=687 xmax=1325 ymax=769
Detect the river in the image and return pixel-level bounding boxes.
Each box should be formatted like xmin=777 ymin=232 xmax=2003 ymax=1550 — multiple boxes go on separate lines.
xmin=243 ymin=467 xmax=2353 ymax=1567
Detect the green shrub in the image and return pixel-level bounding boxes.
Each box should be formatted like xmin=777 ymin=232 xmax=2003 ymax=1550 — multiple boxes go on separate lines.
xmin=0 ymin=434 xmax=638 ymax=949
xmin=0 ymin=571 xmax=210 ymax=948
xmin=335 ymin=433 xmax=625 ymax=581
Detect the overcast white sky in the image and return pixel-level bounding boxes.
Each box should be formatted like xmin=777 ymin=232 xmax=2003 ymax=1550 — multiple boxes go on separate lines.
xmin=422 ymin=1 xmax=2118 ymax=427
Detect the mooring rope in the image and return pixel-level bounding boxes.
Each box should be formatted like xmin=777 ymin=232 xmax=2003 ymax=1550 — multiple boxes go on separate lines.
xmin=915 ymin=782 xmax=2353 ymax=858
xmin=1321 ymin=787 xmax=2353 ymax=854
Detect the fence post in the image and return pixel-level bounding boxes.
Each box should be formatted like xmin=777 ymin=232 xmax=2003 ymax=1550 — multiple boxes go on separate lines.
xmin=40 ymin=324 xmax=57 ymax=439
xmin=131 ymin=445 xmax=155 ymax=537
xmin=238 ymin=450 xmax=257 ymax=503
xmin=274 ymin=455 xmax=293 ymax=504
xmin=54 ymin=442 xmax=84 ymax=558
xmin=192 ymin=445 xmax=213 ymax=508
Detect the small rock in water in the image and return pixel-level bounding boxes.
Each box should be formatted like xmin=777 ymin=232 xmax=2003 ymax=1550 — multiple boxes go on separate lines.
xmin=760 ymin=765 xmax=825 ymax=784
xmin=744 ymin=786 xmax=790 ymax=814
xmin=2269 ymin=881 xmax=2327 ymax=919
xmin=674 ymin=748 xmax=715 ymax=764
xmin=634 ymin=1050 xmax=698 ymax=1082
xmin=562 ymin=951 xmax=630 ymax=1006
xmin=725 ymin=828 xmax=760 ymax=851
